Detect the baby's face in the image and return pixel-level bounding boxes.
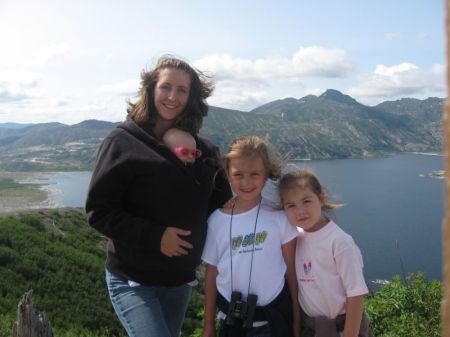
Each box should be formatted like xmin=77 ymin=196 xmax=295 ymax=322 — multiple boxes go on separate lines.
xmin=164 ymin=130 xmax=201 ymax=164
xmin=171 ymin=146 xmax=202 ymax=163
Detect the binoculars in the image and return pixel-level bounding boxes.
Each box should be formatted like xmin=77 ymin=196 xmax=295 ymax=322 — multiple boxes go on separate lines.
xmin=225 ymin=291 xmax=258 ymax=329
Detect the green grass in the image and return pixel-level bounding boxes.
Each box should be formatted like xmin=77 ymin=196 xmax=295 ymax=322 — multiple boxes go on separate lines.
xmin=0 ymin=178 xmax=22 ymax=189
xmin=0 ymin=176 xmax=47 ymax=208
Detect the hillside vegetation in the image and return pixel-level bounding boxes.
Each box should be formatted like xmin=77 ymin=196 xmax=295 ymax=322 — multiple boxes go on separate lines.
xmin=0 ymin=209 xmax=443 ymax=337
xmin=0 ymin=209 xmax=122 ymax=336
xmin=0 ymin=91 xmax=444 ymax=171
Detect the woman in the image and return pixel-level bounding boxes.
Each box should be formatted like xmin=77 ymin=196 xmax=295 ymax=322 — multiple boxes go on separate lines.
xmin=85 ymin=56 xmax=232 ymax=337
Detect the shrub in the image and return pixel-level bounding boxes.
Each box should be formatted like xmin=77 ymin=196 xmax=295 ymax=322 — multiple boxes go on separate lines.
xmin=365 ymin=273 xmax=442 ymax=337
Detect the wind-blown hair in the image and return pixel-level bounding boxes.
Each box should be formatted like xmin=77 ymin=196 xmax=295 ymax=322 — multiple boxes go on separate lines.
xmin=127 ymin=56 xmax=214 ymax=134
xmin=278 ymin=168 xmax=343 ymax=210
xmin=224 ymin=136 xmax=283 ymax=180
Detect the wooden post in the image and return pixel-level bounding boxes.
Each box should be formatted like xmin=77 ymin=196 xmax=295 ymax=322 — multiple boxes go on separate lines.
xmin=444 ymin=1 xmax=450 ymax=336
xmin=13 ymin=290 xmax=53 ymax=337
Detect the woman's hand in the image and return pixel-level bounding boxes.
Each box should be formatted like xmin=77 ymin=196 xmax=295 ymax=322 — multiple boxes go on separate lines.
xmin=160 ymin=227 xmax=193 ymax=257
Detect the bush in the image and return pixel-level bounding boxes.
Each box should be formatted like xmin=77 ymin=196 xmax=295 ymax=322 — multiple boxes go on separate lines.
xmin=0 ymin=314 xmax=14 ymax=337
xmin=1 ymin=210 xmax=443 ymax=337
xmin=365 ymin=273 xmax=442 ymax=337
xmin=0 ymin=210 xmax=125 ymax=336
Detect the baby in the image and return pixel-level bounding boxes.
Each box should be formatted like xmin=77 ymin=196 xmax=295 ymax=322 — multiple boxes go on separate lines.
xmin=163 ymin=128 xmax=202 ymax=164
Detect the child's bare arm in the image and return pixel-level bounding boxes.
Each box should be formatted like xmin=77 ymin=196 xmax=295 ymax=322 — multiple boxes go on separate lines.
xmin=343 ymin=295 xmax=364 ymax=337
xmin=282 ymin=238 xmax=301 ymax=337
xmin=202 ymin=264 xmax=219 ymax=337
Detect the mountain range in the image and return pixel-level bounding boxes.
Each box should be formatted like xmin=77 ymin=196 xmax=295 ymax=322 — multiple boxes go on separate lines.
xmin=0 ymin=89 xmax=444 ymax=171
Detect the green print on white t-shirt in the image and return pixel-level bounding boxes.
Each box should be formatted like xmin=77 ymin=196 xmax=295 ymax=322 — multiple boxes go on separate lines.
xmin=231 ymin=230 xmax=268 ymax=251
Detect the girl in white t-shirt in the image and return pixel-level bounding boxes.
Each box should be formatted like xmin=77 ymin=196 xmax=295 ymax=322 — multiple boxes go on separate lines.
xmin=278 ymin=168 xmax=372 ymax=337
xmin=201 ymin=136 xmax=300 ymax=337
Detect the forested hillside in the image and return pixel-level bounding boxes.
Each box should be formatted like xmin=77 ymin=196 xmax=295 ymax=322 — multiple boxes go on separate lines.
xmin=0 ymin=209 xmax=123 ymax=336
xmin=0 ymin=92 xmax=444 ymax=171
xmin=0 ymin=209 xmax=208 ymax=337
xmin=0 ymin=209 xmax=443 ymax=337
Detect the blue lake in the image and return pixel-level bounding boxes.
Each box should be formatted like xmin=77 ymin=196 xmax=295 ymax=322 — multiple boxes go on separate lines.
xmin=37 ymin=153 xmax=445 ymax=284
xmin=41 ymin=171 xmax=92 ymax=208
xmin=287 ymin=153 xmax=444 ymax=285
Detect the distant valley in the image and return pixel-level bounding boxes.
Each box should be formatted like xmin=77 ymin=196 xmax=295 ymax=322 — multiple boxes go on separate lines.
xmin=0 ymin=90 xmax=444 ymax=171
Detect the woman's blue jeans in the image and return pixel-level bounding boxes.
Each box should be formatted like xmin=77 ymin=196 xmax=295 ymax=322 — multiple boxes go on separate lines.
xmin=106 ymin=269 xmax=192 ymax=337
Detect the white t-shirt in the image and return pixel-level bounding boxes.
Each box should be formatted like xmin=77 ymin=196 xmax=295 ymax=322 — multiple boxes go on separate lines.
xmin=296 ymin=220 xmax=368 ymax=319
xmin=202 ymin=198 xmax=299 ymax=306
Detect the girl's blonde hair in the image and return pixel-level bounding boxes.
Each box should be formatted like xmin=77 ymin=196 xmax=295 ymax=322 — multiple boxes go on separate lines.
xmin=278 ymin=168 xmax=343 ymax=210
xmin=224 ymin=136 xmax=282 ymax=180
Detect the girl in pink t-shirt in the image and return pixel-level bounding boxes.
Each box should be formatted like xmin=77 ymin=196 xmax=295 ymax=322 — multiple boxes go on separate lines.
xmin=279 ymin=169 xmax=372 ymax=337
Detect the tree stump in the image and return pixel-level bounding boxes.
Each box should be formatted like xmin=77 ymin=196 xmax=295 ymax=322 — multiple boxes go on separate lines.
xmin=13 ymin=290 xmax=53 ymax=337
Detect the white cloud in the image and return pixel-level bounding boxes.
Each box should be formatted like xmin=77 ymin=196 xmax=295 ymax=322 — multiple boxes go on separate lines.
xmin=194 ymin=47 xmax=354 ymax=81
xmin=0 ymin=90 xmax=28 ymax=102
xmin=374 ymin=62 xmax=419 ymax=77
xmin=348 ymin=62 xmax=445 ymax=104
xmin=0 ymin=94 xmax=127 ymax=125
xmin=291 ymin=46 xmax=354 ymax=77
xmin=195 ymin=47 xmax=354 ymax=110
xmin=99 ymin=79 xmax=140 ymax=96
xmin=416 ymin=32 xmax=428 ymax=42
xmin=209 ymin=80 xmax=268 ymax=111
xmin=385 ymin=32 xmax=403 ymax=41
xmin=304 ymin=88 xmax=325 ymax=97
xmin=51 ymin=98 xmax=69 ymax=107
xmin=0 ymin=70 xmax=40 ymax=88
xmin=0 ymin=43 xmax=71 ymax=105
xmin=25 ymin=43 xmax=72 ymax=68
xmin=0 ymin=69 xmax=41 ymax=102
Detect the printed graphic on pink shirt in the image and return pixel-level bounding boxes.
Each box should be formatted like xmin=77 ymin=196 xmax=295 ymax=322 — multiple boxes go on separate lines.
xmin=299 ymin=259 xmax=315 ymax=282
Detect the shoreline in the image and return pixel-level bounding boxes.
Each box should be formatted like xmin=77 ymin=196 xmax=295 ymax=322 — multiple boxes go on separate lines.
xmin=0 ymin=171 xmax=57 ymax=213
xmin=0 ymin=171 xmax=92 ymax=213
xmin=0 ymin=206 xmax=85 ymax=216
xmin=0 ymin=151 xmax=443 ymax=213
xmin=410 ymin=151 xmax=444 ymax=156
